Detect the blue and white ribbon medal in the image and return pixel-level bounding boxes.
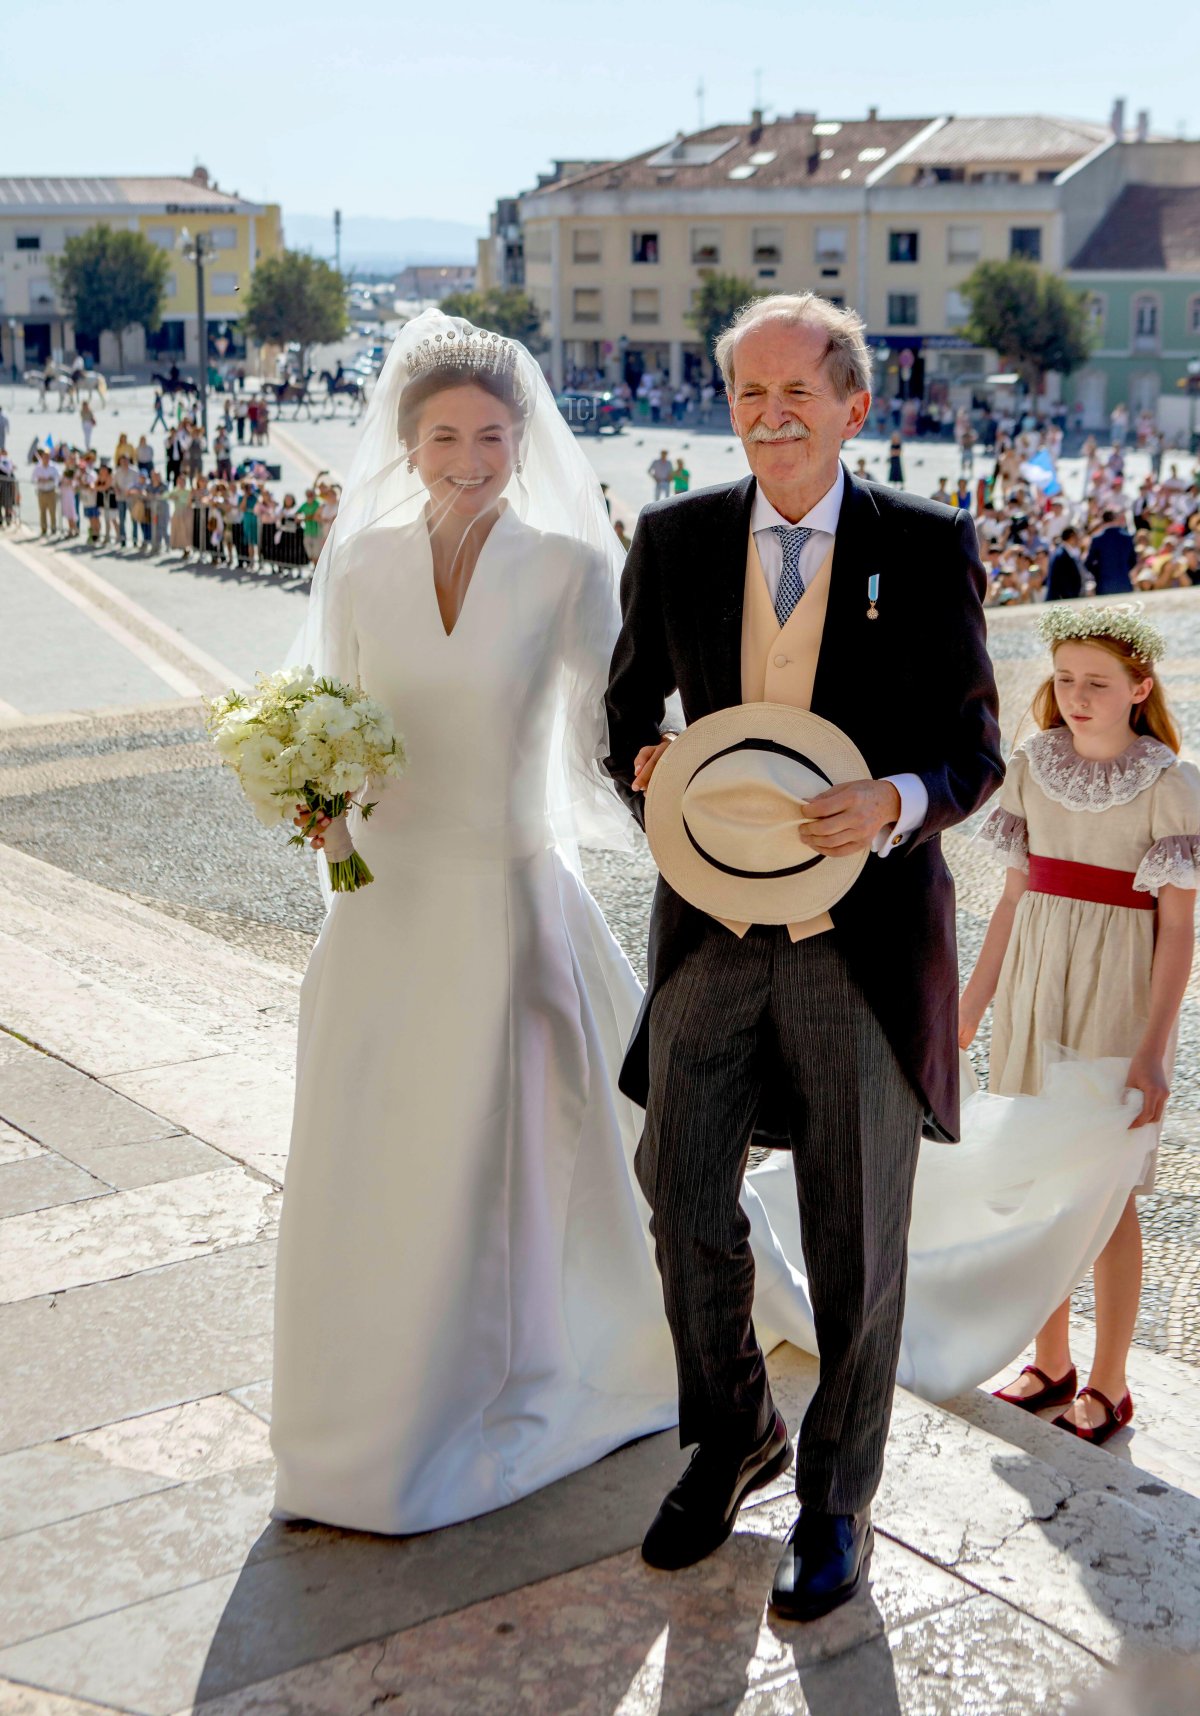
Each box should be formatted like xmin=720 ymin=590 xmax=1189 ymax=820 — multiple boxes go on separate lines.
xmin=867 ymin=574 xmax=880 ymax=620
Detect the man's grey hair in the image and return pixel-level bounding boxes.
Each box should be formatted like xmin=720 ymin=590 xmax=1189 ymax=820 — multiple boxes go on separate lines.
xmin=714 ymin=293 xmax=873 ymax=400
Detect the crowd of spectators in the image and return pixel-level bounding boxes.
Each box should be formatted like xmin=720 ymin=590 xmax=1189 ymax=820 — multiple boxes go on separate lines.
xmin=1 ymin=393 xmax=338 ymax=577
xmin=952 ymin=426 xmax=1200 ymax=607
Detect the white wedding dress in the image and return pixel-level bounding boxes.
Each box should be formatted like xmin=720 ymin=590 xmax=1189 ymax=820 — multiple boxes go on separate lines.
xmin=745 ymin=1055 xmax=1155 ymax=1404
xmin=271 ymin=507 xmax=677 ymax=1535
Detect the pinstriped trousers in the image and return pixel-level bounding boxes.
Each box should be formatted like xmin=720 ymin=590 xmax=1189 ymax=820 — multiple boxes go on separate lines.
xmin=635 ymin=923 xmax=922 ymax=1515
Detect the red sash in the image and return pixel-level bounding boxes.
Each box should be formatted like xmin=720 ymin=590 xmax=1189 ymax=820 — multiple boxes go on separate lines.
xmin=1028 ymin=854 xmax=1154 ymax=911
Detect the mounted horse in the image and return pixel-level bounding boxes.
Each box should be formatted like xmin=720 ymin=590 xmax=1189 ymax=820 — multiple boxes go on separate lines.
xmin=320 ymin=369 xmax=367 ymax=414
xmin=153 ymin=370 xmax=201 ymax=400
xmin=267 ymin=370 xmax=316 ymax=419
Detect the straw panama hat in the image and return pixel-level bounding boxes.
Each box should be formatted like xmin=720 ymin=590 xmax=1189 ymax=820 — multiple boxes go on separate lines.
xmin=644 ymin=703 xmax=872 ymax=924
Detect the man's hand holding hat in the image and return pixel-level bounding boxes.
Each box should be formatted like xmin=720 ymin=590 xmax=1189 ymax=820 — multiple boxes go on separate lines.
xmin=799 ymin=780 xmax=902 ymax=857
xmin=644 ymin=704 xmax=874 ymax=926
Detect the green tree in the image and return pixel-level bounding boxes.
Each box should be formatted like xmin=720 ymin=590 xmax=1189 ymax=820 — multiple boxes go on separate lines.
xmin=439 ymin=287 xmax=545 ymax=350
xmin=961 ymin=259 xmax=1094 ymax=394
xmin=687 ymin=272 xmax=759 ymax=379
xmin=50 ymin=225 xmax=169 ymax=373
xmin=243 ymin=250 xmax=348 ymax=371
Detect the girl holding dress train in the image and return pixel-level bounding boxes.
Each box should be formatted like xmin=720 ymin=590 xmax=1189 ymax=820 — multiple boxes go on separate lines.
xmin=960 ymin=604 xmax=1199 ymax=1444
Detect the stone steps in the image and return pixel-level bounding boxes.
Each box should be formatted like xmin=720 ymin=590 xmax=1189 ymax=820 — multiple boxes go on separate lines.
xmin=3 ymin=840 xmax=1200 ymax=1712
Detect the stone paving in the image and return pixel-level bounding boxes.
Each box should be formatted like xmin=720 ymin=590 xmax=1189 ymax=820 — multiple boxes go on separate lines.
xmin=2 ymin=855 xmax=1200 ymax=1716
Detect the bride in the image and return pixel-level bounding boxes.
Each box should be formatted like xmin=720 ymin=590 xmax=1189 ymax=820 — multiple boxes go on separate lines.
xmin=270 ymin=312 xmax=676 ymax=1534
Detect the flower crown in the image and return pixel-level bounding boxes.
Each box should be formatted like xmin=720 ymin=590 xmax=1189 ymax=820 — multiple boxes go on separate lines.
xmin=1038 ymin=602 xmax=1165 ymax=665
xmin=404 ymin=326 xmax=520 ymax=385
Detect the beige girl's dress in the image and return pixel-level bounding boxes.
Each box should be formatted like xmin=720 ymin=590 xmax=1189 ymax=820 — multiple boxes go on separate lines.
xmin=979 ymin=725 xmax=1200 ymax=1181
xmin=745 ymin=723 xmax=1199 ymax=1403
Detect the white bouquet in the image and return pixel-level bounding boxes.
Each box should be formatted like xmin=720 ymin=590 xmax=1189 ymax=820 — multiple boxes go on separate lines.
xmin=206 ymin=667 xmax=406 ymax=892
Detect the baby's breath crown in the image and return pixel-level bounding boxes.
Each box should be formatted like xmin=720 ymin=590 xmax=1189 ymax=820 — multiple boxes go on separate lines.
xmin=1038 ymin=602 xmax=1165 ymax=666
xmin=404 ymin=325 xmax=520 ymax=385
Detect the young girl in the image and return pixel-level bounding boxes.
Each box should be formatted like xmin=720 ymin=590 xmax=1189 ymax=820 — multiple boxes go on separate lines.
xmin=239 ymin=485 xmax=259 ymax=568
xmin=256 ymin=490 xmax=280 ymax=571
xmin=59 ymin=465 xmax=78 ymax=538
xmin=168 ymin=479 xmax=192 ymax=555
xmin=961 ymin=604 xmax=1199 ymax=1444
xmin=78 ymin=462 xmax=99 ymax=544
xmin=95 ymin=465 xmax=118 ymax=545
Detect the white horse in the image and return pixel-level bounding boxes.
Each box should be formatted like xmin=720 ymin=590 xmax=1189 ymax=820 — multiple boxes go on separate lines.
xmin=73 ymin=371 xmax=107 ymax=406
xmin=27 ymin=369 xmax=107 ymax=410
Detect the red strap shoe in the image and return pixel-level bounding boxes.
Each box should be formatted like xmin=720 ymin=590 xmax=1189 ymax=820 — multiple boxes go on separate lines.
xmin=993 ymin=1364 xmax=1078 ymax=1413
xmin=1052 ymin=1385 xmax=1134 ymax=1445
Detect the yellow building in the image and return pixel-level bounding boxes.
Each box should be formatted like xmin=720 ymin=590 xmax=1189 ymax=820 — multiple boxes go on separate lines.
xmin=0 ymin=168 xmax=282 ymax=373
xmin=519 ymin=111 xmax=1114 ymax=399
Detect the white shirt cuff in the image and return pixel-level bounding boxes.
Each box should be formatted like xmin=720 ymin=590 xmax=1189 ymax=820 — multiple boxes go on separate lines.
xmin=871 ymin=773 xmax=929 ymax=856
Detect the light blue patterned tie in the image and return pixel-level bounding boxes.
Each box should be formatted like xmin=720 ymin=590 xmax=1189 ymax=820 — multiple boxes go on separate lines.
xmin=769 ymin=525 xmax=813 ymax=626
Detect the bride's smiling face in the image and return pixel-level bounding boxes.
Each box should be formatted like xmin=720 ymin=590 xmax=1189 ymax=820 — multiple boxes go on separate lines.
xmin=412 ymin=383 xmax=519 ymax=521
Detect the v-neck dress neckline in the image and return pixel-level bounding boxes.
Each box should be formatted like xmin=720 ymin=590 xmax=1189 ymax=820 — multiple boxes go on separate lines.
xmin=428 ymin=503 xmax=512 ymax=639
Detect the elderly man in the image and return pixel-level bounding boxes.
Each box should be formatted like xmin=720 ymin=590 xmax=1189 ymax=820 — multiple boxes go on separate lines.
xmin=605 ymin=293 xmax=1002 ymax=1619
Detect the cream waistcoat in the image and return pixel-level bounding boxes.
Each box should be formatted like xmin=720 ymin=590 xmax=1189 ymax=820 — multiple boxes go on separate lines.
xmin=716 ymin=527 xmax=835 ymax=941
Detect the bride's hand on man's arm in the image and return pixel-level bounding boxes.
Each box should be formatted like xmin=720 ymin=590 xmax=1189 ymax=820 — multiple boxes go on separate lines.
xmin=633 ymin=737 xmax=674 ymax=793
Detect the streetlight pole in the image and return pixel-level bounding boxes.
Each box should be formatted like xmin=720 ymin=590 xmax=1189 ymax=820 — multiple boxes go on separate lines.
xmin=178 ymin=227 xmax=213 ymax=443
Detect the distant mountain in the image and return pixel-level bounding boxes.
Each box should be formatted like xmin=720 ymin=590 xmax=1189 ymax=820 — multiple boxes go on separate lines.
xmin=283 ymin=212 xmax=484 ymax=274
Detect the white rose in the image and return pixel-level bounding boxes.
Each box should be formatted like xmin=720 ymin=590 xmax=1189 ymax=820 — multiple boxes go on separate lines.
xmin=328 ymin=759 xmax=366 ymax=795
xmin=298 ymin=694 xmax=345 ymax=736
xmin=213 ymin=718 xmax=254 ymax=761
xmin=320 ymin=702 xmax=359 ymax=742
xmin=249 ymin=794 xmax=287 ymax=827
xmin=295 ymin=734 xmax=331 ymax=780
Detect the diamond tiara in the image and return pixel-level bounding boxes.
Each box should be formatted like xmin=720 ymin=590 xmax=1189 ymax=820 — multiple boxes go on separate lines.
xmin=404 ymin=327 xmax=520 ymax=384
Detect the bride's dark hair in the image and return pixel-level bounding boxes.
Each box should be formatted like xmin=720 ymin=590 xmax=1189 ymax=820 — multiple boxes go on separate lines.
xmin=398 ymin=364 xmax=528 ymax=449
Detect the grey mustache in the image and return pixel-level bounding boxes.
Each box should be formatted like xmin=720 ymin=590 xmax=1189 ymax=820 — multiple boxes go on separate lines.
xmin=746 ymin=421 xmax=811 ymax=443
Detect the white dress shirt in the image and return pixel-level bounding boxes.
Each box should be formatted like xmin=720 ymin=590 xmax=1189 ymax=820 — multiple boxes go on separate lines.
xmin=750 ymin=467 xmax=928 ymax=855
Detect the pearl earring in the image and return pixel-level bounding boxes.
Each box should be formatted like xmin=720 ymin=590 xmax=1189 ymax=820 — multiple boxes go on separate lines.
xmin=406 ymin=458 xmax=415 ymax=474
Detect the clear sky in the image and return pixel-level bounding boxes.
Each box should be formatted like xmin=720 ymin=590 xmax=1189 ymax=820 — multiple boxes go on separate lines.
xmin=15 ymin=0 xmax=1198 ymax=233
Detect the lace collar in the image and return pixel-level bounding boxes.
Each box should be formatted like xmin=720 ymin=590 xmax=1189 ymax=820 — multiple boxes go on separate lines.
xmin=1024 ymin=727 xmax=1176 ymax=813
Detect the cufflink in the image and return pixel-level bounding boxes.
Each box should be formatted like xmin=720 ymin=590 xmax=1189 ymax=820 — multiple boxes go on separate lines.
xmin=891 ymin=834 xmax=902 ymax=846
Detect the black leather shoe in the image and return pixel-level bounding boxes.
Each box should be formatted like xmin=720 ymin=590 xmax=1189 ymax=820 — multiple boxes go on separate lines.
xmin=769 ymin=1509 xmax=873 ymax=1621
xmin=641 ymin=1411 xmax=792 ymax=1571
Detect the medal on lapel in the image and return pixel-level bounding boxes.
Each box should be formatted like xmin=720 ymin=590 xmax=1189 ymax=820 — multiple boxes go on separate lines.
xmin=867 ymin=574 xmax=880 ymax=620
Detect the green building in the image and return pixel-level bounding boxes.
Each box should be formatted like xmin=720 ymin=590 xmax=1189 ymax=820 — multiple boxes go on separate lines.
xmin=1067 ymin=184 xmax=1200 ymax=434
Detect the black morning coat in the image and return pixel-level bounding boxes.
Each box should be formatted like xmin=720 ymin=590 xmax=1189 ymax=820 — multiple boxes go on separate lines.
xmin=603 ymin=465 xmax=1005 ymax=1145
